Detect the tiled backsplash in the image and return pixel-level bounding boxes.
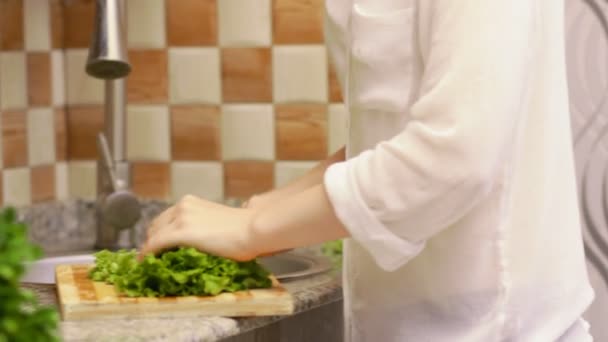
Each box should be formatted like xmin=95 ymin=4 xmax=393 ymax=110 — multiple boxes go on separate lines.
xmin=0 ymin=0 xmax=347 ymax=206
xmin=0 ymin=0 xmax=69 ymax=207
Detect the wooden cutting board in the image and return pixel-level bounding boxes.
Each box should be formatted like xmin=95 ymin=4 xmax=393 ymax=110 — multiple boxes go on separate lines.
xmin=56 ymin=264 xmax=295 ymax=321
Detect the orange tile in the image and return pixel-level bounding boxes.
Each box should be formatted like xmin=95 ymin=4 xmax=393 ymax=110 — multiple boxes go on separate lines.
xmin=54 ymin=108 xmax=67 ymax=161
xmin=63 ymin=0 xmax=95 ymax=48
xmin=66 ymin=106 xmax=104 ymax=160
xmin=328 ymin=60 xmax=343 ymax=103
xmin=276 ymin=104 xmax=327 ymax=160
xmin=31 ymin=165 xmax=55 ymax=203
xmin=1 ymin=111 xmax=28 ymax=168
xmin=131 ymin=162 xmax=171 ymax=199
xmin=224 ymin=161 xmax=274 ymax=199
xmin=127 ymin=50 xmax=168 ymax=103
xmin=222 ymin=48 xmax=272 ymax=103
xmin=50 ymin=0 xmax=64 ymax=49
xmin=171 ymin=105 xmax=220 ymax=160
xmin=167 ymin=0 xmax=217 ymax=46
xmin=273 ymin=0 xmax=324 ymax=44
xmin=0 ymin=0 xmax=24 ymax=50
xmin=27 ymin=53 xmax=51 ymax=106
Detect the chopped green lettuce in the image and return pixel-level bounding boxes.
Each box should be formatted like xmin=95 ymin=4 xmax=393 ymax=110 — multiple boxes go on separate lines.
xmin=89 ymin=247 xmax=272 ymax=297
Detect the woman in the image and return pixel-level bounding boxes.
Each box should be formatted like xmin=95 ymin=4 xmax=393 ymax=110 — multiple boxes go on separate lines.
xmin=141 ymin=0 xmax=595 ymax=340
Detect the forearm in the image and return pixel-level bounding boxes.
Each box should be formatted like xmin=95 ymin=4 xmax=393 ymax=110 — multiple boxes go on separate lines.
xmin=265 ymin=147 xmax=345 ymax=198
xmin=248 ymin=183 xmax=349 ymax=256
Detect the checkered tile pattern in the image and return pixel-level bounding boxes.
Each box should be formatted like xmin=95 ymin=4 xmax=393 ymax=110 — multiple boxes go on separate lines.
xmin=0 ymin=0 xmax=347 ymax=206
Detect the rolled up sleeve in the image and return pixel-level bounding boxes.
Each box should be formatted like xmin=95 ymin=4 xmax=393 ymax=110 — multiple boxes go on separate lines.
xmin=324 ymin=0 xmax=536 ymax=271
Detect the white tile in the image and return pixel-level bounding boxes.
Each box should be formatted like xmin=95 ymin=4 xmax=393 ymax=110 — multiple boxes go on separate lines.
xmin=274 ymin=161 xmax=317 ymax=188
xmin=218 ymin=0 xmax=272 ymax=47
xmin=55 ymin=162 xmax=69 ymax=200
xmin=127 ymin=0 xmax=166 ymax=48
xmin=24 ymin=0 xmax=51 ymax=51
xmin=51 ymin=50 xmax=66 ymax=106
xmin=0 ymin=52 xmax=27 ymax=110
xmin=328 ymin=103 xmax=348 ymax=155
xmin=221 ymin=104 xmax=275 ymax=160
xmin=171 ymin=162 xmax=224 ymax=202
xmin=126 ymin=105 xmax=170 ymax=161
xmin=66 ymin=49 xmax=104 ymax=105
xmin=68 ymin=161 xmax=97 ymax=200
xmin=3 ymin=168 xmax=31 ymax=207
xmin=169 ymin=48 xmax=221 ymax=104
xmin=273 ymin=46 xmax=328 ymax=103
xmin=27 ymin=108 xmax=56 ymax=166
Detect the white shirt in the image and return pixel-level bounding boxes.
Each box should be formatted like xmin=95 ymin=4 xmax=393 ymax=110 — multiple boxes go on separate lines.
xmin=323 ymin=0 xmax=595 ymax=341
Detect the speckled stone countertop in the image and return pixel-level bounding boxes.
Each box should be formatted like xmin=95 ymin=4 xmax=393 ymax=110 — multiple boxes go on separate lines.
xmin=23 ymin=271 xmax=341 ymax=342
xmin=18 ymin=200 xmax=343 ymax=342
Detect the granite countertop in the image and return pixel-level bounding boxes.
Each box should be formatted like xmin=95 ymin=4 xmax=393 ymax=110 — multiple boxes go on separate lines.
xmin=23 ymin=270 xmax=341 ymax=342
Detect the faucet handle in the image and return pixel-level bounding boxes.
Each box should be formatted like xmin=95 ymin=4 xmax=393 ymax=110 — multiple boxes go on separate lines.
xmin=97 ymin=132 xmax=124 ymax=191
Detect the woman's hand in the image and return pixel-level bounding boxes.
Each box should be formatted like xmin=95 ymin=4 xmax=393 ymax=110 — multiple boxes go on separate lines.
xmin=140 ymin=195 xmax=258 ymax=261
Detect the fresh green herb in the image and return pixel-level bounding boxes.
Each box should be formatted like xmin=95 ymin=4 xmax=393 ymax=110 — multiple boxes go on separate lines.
xmin=89 ymin=247 xmax=272 ymax=297
xmin=0 ymin=208 xmax=60 ymax=342
xmin=322 ymin=239 xmax=343 ymax=268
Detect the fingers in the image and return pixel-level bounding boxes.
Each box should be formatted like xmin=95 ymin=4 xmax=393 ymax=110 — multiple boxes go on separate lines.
xmin=139 ymin=223 xmax=186 ymax=261
xmin=146 ymin=205 xmax=176 ymax=239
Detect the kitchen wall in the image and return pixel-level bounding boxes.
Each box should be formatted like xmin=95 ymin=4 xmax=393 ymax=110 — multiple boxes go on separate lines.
xmin=566 ymin=0 xmax=608 ymax=339
xmin=0 ymin=0 xmax=347 ymax=206
xmin=65 ymin=0 xmax=347 ymax=203
xmin=0 ymin=0 xmax=69 ymax=207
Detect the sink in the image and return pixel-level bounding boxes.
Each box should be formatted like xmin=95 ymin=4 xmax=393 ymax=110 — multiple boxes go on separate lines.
xmin=22 ymin=251 xmax=332 ymax=285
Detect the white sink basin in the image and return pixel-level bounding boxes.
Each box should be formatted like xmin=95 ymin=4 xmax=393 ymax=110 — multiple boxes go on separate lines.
xmin=22 ymin=252 xmax=331 ymax=284
xmin=22 ymin=254 xmax=95 ymax=284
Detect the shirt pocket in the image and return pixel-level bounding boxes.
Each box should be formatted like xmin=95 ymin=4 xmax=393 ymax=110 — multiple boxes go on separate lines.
xmin=348 ymin=4 xmax=417 ymax=114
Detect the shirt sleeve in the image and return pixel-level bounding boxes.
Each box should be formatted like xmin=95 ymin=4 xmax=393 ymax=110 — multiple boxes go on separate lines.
xmin=324 ymin=0 xmax=537 ymax=271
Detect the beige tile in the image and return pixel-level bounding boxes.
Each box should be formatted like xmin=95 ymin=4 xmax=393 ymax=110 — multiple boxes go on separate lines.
xmin=275 ymin=161 xmax=316 ymax=187
xmin=131 ymin=162 xmax=171 ymax=199
xmin=3 ymin=168 xmax=31 ymax=207
xmin=54 ymin=108 xmax=67 ymax=161
xmin=171 ymin=162 xmax=223 ymax=202
xmin=224 ymin=161 xmax=274 ymax=199
xmin=66 ymin=49 xmax=104 ymax=105
xmin=167 ymin=0 xmax=217 ymax=46
xmin=24 ymin=0 xmax=51 ymax=51
xmin=273 ymin=46 xmax=328 ymax=103
xmin=218 ymin=0 xmax=271 ymax=47
xmin=0 ymin=0 xmax=24 ymax=51
xmin=127 ymin=105 xmax=170 ymax=161
xmin=221 ymin=105 xmax=275 ymax=160
xmin=55 ymin=162 xmax=69 ymax=200
xmin=273 ymin=0 xmax=324 ymax=44
xmin=328 ymin=104 xmax=348 ymax=155
xmin=0 ymin=52 xmax=27 ymax=110
xmin=51 ymin=50 xmax=65 ymax=106
xmin=127 ymin=0 xmax=166 ymax=49
xmin=27 ymin=108 xmax=55 ymax=166
xmin=275 ymin=104 xmax=327 ymax=160
xmin=31 ymin=165 xmax=55 ymax=203
xmin=68 ymin=161 xmax=97 ymax=200
xmin=169 ymin=48 xmax=221 ymax=104
xmin=221 ymin=48 xmax=272 ymax=102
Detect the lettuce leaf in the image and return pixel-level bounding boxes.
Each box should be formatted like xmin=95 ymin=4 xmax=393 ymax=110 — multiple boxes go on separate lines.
xmin=89 ymin=247 xmax=272 ymax=297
